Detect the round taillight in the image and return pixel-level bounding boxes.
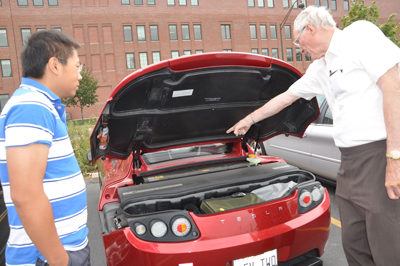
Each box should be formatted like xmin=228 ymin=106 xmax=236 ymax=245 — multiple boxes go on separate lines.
xmin=150 ymin=220 xmax=168 ymax=238
xmin=312 ymin=187 xmax=323 ymax=202
xmin=299 ymin=190 xmax=312 ymax=208
xmin=134 ymin=223 xmax=146 ymax=235
xmin=171 ymin=217 xmax=191 ymax=237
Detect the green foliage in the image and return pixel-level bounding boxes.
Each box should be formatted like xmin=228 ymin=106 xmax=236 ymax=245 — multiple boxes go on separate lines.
xmin=62 ymin=65 xmax=99 ymax=124
xmin=67 ymin=117 xmax=98 ymax=177
xmin=341 ymin=0 xmax=400 ymax=47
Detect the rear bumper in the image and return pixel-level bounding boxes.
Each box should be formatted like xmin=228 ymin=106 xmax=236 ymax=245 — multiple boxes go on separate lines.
xmin=103 ymin=191 xmax=330 ymax=266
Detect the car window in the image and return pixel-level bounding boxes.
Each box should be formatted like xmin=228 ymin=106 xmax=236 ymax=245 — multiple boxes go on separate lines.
xmin=322 ymin=106 xmax=333 ymax=125
xmin=142 ymin=143 xmax=231 ymax=164
xmin=315 ymin=94 xmax=325 ymax=109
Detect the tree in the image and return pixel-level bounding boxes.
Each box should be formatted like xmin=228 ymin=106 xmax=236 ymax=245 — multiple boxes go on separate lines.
xmin=341 ymin=0 xmax=400 ymax=47
xmin=63 ymin=65 xmax=99 ymax=124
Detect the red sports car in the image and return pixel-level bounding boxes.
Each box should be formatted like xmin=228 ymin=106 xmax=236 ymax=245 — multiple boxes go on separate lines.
xmin=89 ymin=52 xmax=330 ymax=266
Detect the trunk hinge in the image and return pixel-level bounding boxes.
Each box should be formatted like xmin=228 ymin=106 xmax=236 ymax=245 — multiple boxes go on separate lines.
xmin=242 ymin=122 xmax=262 ymax=153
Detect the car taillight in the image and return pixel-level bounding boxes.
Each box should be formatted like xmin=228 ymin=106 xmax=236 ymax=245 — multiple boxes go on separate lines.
xmin=297 ymin=183 xmax=325 ymax=214
xmin=134 ymin=223 xmax=146 ymax=235
xmin=171 ymin=217 xmax=191 ymax=237
xmin=150 ymin=220 xmax=168 ymax=238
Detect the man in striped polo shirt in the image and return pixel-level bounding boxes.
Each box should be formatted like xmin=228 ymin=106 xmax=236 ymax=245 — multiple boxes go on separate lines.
xmin=0 ymin=30 xmax=90 ymax=265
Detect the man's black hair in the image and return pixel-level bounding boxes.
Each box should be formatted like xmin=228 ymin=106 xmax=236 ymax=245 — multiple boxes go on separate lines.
xmin=21 ymin=29 xmax=81 ymax=78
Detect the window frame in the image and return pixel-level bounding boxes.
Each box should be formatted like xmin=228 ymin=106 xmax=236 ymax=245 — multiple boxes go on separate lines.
xmin=258 ymin=0 xmax=264 ymax=7
xmin=21 ymin=28 xmax=31 ymax=46
xmin=221 ymin=24 xmax=231 ymax=40
xmin=248 ymin=0 xmax=255 ymax=7
xmin=270 ymin=25 xmax=277 ymax=39
xmin=171 ymin=51 xmax=179 ymax=58
xmin=169 ymin=25 xmax=178 ymax=40
xmin=296 ymin=48 xmax=302 ymax=61
xmin=0 ymin=59 xmax=12 ymax=78
xmin=262 ymin=48 xmax=268 ymax=56
xmin=121 ymin=0 xmax=130 ymax=5
xmin=0 ymin=94 xmax=10 ymax=113
xmin=284 ymin=25 xmax=291 ymax=39
xmin=283 ymin=0 xmax=289 ymax=8
xmin=322 ymin=0 xmax=328 ymax=8
xmin=331 ymin=0 xmax=336 ymax=10
xmin=251 ymin=48 xmax=258 ymax=54
xmin=314 ymin=0 xmax=320 ymax=7
xmin=272 ymin=48 xmax=279 ymax=59
xmin=137 ymin=25 xmax=146 ymax=41
xmin=33 ymin=0 xmax=44 ymax=6
xmin=267 ymin=0 xmax=274 ymax=8
xmin=179 ymin=0 xmax=187 ymax=5
xmin=194 ymin=24 xmax=202 ymax=40
xmin=260 ymin=24 xmax=267 ymax=39
xmin=147 ymin=0 xmax=155 ymax=5
xmin=17 ymin=0 xmax=28 ymax=6
xmin=191 ymin=0 xmax=198 ymax=5
xmin=126 ymin=53 xmax=135 ymax=69
xmin=0 ymin=28 xmax=8 ymax=47
xmin=150 ymin=25 xmax=159 ymax=41
xmin=167 ymin=0 xmax=175 ymax=5
xmin=48 ymin=0 xmax=58 ymax=6
xmin=344 ymin=0 xmax=349 ymax=11
xmin=152 ymin=51 xmax=161 ymax=64
xmin=134 ymin=0 xmax=143 ymax=5
xmin=181 ymin=24 xmax=190 ymax=40
xmin=250 ymin=24 xmax=257 ymax=39
xmin=123 ymin=25 xmax=133 ymax=42
xmin=286 ymin=48 xmax=293 ymax=62
xmin=139 ymin=52 xmax=148 ymax=68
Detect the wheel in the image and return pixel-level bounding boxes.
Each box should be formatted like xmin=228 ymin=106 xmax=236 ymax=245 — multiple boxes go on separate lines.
xmin=248 ymin=140 xmax=267 ymax=155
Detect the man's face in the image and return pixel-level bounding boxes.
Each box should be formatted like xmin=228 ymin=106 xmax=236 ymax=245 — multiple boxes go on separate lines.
xmin=58 ymin=49 xmax=82 ymax=99
xmin=293 ymin=25 xmax=327 ymax=61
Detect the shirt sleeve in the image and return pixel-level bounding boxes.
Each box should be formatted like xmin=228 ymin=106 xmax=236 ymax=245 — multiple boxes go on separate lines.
xmin=349 ymin=21 xmax=400 ymax=83
xmin=289 ymin=62 xmax=325 ymax=100
xmin=5 ymin=103 xmax=56 ymax=148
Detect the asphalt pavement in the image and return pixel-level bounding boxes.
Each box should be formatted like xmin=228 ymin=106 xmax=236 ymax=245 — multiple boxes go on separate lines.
xmin=85 ymin=180 xmax=348 ymax=266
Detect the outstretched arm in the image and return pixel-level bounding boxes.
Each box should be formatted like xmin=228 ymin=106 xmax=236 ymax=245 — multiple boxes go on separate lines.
xmin=226 ymin=90 xmax=300 ymax=136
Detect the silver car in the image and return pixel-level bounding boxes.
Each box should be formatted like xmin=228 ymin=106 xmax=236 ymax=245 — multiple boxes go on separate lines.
xmin=262 ymin=95 xmax=341 ymax=185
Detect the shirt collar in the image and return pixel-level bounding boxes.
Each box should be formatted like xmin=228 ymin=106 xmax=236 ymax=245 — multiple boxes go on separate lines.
xmin=21 ymin=77 xmax=60 ymax=103
xmin=326 ymin=28 xmax=343 ymax=57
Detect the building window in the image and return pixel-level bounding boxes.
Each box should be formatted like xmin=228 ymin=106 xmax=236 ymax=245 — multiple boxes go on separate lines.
xmin=292 ymin=0 xmax=298 ymax=8
xmin=248 ymin=0 xmax=255 ymax=7
xmin=258 ymin=0 xmax=264 ymax=7
xmin=123 ymin=26 xmax=133 ymax=42
xmin=195 ymin=50 xmax=203 ymax=54
xmin=37 ymin=28 xmax=46 ymax=32
xmin=305 ymin=55 xmax=311 ymax=61
xmin=331 ymin=0 xmax=336 ymax=10
xmin=150 ymin=25 xmax=159 ymax=41
xmin=21 ymin=29 xmax=31 ymax=46
xmin=134 ymin=0 xmax=143 ymax=5
xmin=48 ymin=0 xmax=58 ymax=5
xmin=171 ymin=51 xmax=179 ymax=58
xmin=182 ymin=24 xmax=190 ymax=40
xmin=250 ymin=25 xmax=257 ymax=39
xmin=147 ymin=0 xmax=155 ymax=4
xmin=137 ymin=25 xmax=146 ymax=41
xmin=322 ymin=0 xmax=328 ymax=8
xmin=122 ymin=0 xmax=130 ymax=4
xmin=139 ymin=52 xmax=148 ymax=68
xmin=270 ymin=25 xmax=277 ymax=39
xmin=221 ymin=25 xmax=231 ymax=39
xmin=33 ymin=0 xmax=43 ymax=6
xmin=0 ymin=60 xmax=12 ymax=78
xmin=344 ymin=0 xmax=349 ymax=11
xmin=169 ymin=25 xmax=178 ymax=40
xmin=194 ymin=24 xmax=202 ymax=40
xmin=223 ymin=49 xmax=232 ymax=52
xmin=152 ymin=51 xmax=161 ymax=63
xmin=126 ymin=53 xmax=135 ymax=69
xmin=0 ymin=95 xmax=9 ymax=113
xmin=167 ymin=0 xmax=175 ymax=5
xmin=315 ymin=0 xmax=320 ymax=7
xmin=285 ymin=25 xmax=291 ymax=39
xmin=283 ymin=0 xmax=289 ymax=8
xmin=52 ymin=27 xmax=61 ymax=31
xmin=267 ymin=0 xmax=273 ymax=7
xmin=183 ymin=50 xmax=191 ymax=56
xmin=296 ymin=48 xmax=302 ymax=61
xmin=18 ymin=0 xmax=28 ymax=6
xmin=191 ymin=0 xmax=198 ymax=5
xmin=179 ymin=0 xmax=186 ymax=5
xmin=262 ymin=48 xmax=268 ymax=56
xmin=0 ymin=29 xmax=8 ymax=47
xmin=286 ymin=48 xmax=293 ymax=61
xmin=251 ymin=48 xmax=258 ymax=54
xmin=260 ymin=25 xmax=267 ymax=39
xmin=272 ymin=48 xmax=279 ymax=59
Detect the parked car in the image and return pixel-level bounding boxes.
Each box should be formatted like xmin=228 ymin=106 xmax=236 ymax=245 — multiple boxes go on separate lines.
xmin=0 ymin=182 xmax=9 ymax=266
xmin=89 ymin=52 xmax=331 ymax=266
xmin=263 ymin=95 xmax=341 ymax=185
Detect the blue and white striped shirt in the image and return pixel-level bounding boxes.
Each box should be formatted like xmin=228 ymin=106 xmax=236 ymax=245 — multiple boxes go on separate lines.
xmin=0 ymin=78 xmax=88 ymax=265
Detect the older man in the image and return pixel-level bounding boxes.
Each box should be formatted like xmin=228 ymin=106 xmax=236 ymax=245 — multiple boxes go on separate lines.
xmin=0 ymin=30 xmax=90 ymax=266
xmin=227 ymin=6 xmax=400 ymax=266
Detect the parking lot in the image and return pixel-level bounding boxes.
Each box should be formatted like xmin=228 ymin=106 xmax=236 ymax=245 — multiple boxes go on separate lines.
xmin=85 ymin=179 xmax=348 ymax=266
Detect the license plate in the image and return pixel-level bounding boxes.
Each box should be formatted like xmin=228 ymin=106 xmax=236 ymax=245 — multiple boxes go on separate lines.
xmin=233 ymin=249 xmax=278 ymax=266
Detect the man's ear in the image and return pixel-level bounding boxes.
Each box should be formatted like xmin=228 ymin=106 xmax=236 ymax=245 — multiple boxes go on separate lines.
xmin=47 ymin=57 xmax=60 ymax=75
xmin=307 ymin=24 xmax=316 ymax=36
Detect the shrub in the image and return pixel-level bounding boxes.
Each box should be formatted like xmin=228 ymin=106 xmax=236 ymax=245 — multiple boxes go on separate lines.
xmin=67 ymin=117 xmax=98 ymax=177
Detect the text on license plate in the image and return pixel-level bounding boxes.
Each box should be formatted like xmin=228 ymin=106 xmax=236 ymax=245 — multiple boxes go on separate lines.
xmin=233 ymin=249 xmax=278 ymax=266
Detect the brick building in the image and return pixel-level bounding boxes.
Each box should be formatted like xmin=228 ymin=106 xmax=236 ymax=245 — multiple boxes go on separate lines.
xmin=0 ymin=0 xmax=399 ymax=120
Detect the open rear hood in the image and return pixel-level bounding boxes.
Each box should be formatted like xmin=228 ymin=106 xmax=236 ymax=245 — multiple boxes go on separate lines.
xmin=90 ymin=52 xmax=319 ymax=162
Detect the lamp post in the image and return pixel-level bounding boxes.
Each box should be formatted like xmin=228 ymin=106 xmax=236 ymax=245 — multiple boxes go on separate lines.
xmin=279 ymin=1 xmax=305 ymax=61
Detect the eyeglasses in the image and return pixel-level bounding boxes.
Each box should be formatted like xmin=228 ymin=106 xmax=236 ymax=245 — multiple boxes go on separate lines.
xmin=56 ymin=57 xmax=83 ymax=73
xmin=293 ymin=26 xmax=306 ymax=48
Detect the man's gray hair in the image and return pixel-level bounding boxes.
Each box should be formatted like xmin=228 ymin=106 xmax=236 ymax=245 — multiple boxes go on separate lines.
xmin=294 ymin=6 xmax=336 ymax=32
